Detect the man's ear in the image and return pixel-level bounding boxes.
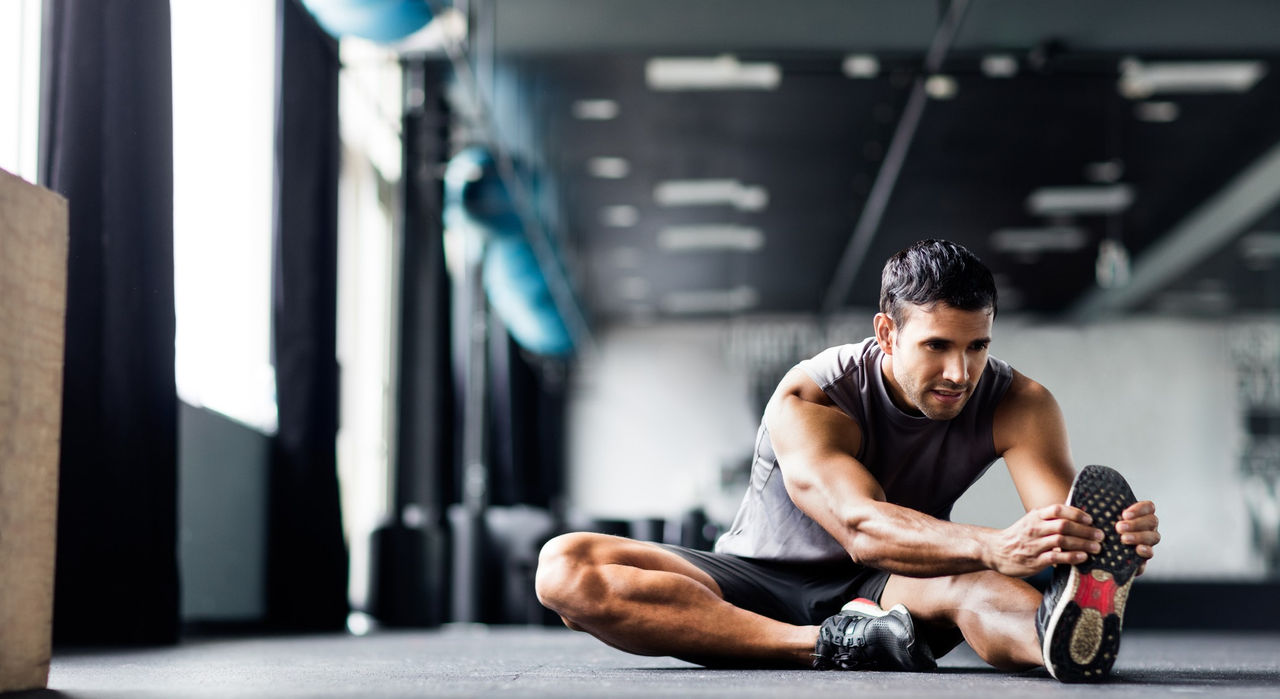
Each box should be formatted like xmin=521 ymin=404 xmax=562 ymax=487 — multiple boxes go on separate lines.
xmin=873 ymin=313 xmax=895 ymax=355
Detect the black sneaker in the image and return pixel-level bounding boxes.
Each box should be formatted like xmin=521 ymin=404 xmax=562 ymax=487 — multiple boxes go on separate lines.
xmin=1037 ymin=464 xmax=1142 ymax=683
xmin=813 ymin=598 xmax=936 ymax=671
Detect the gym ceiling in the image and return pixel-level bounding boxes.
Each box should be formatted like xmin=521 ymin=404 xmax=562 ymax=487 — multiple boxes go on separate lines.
xmin=454 ymin=0 xmax=1280 ymax=326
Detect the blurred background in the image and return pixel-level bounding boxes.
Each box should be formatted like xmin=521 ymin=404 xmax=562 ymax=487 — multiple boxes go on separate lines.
xmin=2 ymin=0 xmax=1277 ymax=643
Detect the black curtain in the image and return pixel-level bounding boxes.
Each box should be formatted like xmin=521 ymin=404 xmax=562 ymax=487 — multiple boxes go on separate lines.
xmin=39 ymin=0 xmax=180 ymax=645
xmin=266 ymin=0 xmax=349 ymax=631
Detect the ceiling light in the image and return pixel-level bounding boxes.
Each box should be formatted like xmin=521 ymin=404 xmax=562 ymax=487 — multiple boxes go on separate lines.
xmin=657 ymin=224 xmax=765 ymax=252
xmin=611 ymin=246 xmax=642 ymax=268
xmin=1118 ymin=59 xmax=1267 ymax=99
xmin=1134 ymin=101 xmax=1179 ymax=123
xmin=1084 ymin=159 xmax=1125 ymax=183
xmin=646 ymin=55 xmax=781 ymax=91
xmin=600 ymin=205 xmax=639 ymax=228
xmin=618 ymin=276 xmax=650 ymax=301
xmin=1239 ymin=231 xmax=1280 ymax=269
xmin=842 ymin=54 xmax=880 ymax=79
xmin=991 ymin=226 xmax=1088 ymax=254
xmin=653 ymin=179 xmax=768 ymax=211
xmin=660 ymin=286 xmax=759 ymax=314
xmin=587 ymin=157 xmax=630 ymax=179
xmin=572 ymin=99 xmax=620 ymax=120
xmin=981 ymin=54 xmax=1018 ymax=78
xmin=1027 ymin=184 xmax=1133 ymax=216
xmin=924 ymin=74 xmax=958 ymax=100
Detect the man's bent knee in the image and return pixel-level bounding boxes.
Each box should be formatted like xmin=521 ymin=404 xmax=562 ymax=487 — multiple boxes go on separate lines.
xmin=535 ymin=532 xmax=612 ymax=623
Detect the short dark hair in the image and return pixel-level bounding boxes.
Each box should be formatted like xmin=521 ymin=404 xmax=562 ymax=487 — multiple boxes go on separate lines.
xmin=879 ymin=239 xmax=998 ymax=327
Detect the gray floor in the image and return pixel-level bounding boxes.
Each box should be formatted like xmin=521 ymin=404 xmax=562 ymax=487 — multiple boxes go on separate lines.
xmin=22 ymin=627 xmax=1280 ymax=698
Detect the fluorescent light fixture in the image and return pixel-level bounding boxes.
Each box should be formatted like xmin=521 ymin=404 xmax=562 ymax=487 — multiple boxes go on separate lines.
xmin=618 ymin=276 xmax=651 ymax=300
xmin=990 ymin=226 xmax=1088 ymax=254
xmin=572 ymin=99 xmax=620 ymax=120
xmin=1027 ymin=184 xmax=1133 ymax=216
xmin=600 ymin=204 xmax=639 ymax=228
xmin=660 ymin=286 xmax=759 ymax=314
xmin=1239 ymin=231 xmax=1280 ymax=268
xmin=1084 ymin=159 xmax=1125 ymax=184
xmin=587 ymin=157 xmax=630 ymax=179
xmin=924 ymin=74 xmax=958 ymax=100
xmin=646 ymin=55 xmax=781 ymax=91
xmin=611 ymin=246 xmax=643 ymax=268
xmin=1134 ymin=101 xmax=1179 ymax=123
xmin=842 ymin=54 xmax=880 ymax=79
xmin=981 ymin=54 xmax=1018 ymax=78
xmin=653 ymin=179 xmax=768 ymax=211
xmin=658 ymin=224 xmax=765 ymax=252
xmin=1118 ymin=59 xmax=1267 ymax=99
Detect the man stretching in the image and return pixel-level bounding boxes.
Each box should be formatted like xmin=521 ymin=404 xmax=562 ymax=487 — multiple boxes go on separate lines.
xmin=536 ymin=239 xmax=1161 ymax=682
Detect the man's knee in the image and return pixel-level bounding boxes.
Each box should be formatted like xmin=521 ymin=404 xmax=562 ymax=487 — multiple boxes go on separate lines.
xmin=534 ymin=532 xmax=612 ymax=622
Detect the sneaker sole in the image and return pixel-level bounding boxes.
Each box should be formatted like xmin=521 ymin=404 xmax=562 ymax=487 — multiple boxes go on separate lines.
xmin=1041 ymin=465 xmax=1141 ymax=683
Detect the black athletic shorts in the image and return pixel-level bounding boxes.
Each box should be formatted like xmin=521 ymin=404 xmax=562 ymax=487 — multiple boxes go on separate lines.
xmin=659 ymin=544 xmax=891 ymax=626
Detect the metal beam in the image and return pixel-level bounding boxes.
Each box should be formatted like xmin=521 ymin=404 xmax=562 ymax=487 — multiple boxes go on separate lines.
xmin=820 ymin=0 xmax=970 ymax=317
xmin=1071 ymin=136 xmax=1280 ymax=319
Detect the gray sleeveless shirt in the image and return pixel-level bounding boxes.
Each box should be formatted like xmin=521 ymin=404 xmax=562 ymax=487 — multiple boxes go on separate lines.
xmin=715 ymin=337 xmax=1014 ymax=562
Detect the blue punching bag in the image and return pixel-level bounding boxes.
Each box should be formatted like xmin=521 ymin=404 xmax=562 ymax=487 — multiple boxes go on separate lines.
xmin=300 ymin=0 xmax=433 ymax=42
xmin=444 ymin=148 xmax=574 ymax=357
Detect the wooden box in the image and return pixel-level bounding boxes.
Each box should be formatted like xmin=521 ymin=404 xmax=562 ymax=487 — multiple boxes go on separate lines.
xmin=0 ymin=168 xmax=68 ymax=693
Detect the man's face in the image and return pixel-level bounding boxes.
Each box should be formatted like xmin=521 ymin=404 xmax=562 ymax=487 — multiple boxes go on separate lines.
xmin=874 ymin=303 xmax=993 ymax=421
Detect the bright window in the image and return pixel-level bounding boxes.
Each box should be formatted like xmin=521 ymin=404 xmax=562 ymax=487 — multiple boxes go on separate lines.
xmin=0 ymin=0 xmax=42 ymax=182
xmin=171 ymin=1 xmax=278 ymax=432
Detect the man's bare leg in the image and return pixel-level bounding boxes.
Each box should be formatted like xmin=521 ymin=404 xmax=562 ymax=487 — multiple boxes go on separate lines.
xmin=535 ymin=533 xmax=818 ymax=666
xmin=881 ymin=570 xmax=1043 ymax=670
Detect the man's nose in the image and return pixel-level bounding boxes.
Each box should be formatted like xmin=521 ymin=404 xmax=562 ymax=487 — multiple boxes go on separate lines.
xmin=942 ymin=353 xmax=968 ymax=384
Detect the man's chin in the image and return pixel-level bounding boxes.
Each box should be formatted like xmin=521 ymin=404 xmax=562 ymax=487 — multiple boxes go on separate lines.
xmin=921 ymin=397 xmax=967 ymax=420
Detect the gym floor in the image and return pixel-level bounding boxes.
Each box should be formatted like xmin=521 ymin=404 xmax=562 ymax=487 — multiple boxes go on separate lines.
xmin=28 ymin=626 xmax=1280 ymax=698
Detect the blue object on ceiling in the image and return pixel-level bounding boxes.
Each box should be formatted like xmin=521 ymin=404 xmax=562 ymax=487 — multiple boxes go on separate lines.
xmin=444 ymin=147 xmax=574 ymax=357
xmin=300 ymin=0 xmax=433 ymax=42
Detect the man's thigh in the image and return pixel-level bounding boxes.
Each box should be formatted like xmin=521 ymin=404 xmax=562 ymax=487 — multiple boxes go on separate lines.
xmin=544 ymin=532 xmax=725 ymax=597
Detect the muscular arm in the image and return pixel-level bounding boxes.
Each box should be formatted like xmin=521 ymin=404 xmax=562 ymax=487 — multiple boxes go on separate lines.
xmin=996 ymin=371 xmax=1161 ymax=572
xmin=766 ymin=367 xmax=1100 ymax=578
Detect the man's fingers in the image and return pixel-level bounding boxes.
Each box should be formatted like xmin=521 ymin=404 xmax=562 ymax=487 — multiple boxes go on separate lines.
xmin=1045 ymin=549 xmax=1089 ymax=566
xmin=1040 ymin=534 xmax=1101 ymax=555
xmin=1121 ymin=529 xmax=1160 ymax=547
xmin=1052 ymin=519 xmax=1104 ymax=541
xmin=1122 ymin=501 xmax=1155 ymax=519
xmin=1040 ymin=503 xmax=1093 ymax=525
xmin=1116 ymin=513 xmax=1159 ymax=533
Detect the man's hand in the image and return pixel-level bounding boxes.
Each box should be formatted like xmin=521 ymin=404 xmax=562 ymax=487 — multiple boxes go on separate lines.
xmin=984 ymin=504 xmax=1103 ymax=577
xmin=1118 ymin=500 xmax=1160 ymax=576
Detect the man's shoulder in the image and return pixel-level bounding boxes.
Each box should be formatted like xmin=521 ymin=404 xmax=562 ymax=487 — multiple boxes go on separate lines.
xmin=800 ymin=338 xmax=878 ymax=384
xmin=992 ymin=369 xmax=1064 ymax=452
xmin=998 ymin=369 xmax=1053 ymax=406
